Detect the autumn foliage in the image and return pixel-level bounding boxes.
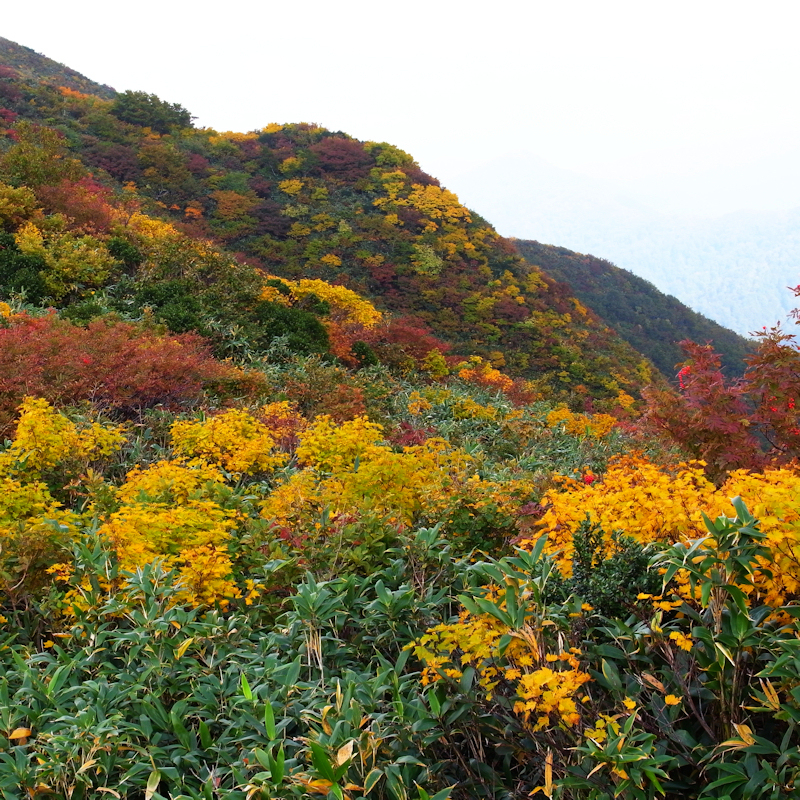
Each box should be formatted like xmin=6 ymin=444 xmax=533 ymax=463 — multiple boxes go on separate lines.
xmin=0 ymin=314 xmax=258 ymax=431
xmin=1 ymin=47 xmax=800 ymax=800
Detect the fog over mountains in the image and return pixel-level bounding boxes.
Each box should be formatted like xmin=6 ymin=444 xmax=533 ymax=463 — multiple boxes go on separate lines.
xmin=447 ymin=153 xmax=800 ymax=337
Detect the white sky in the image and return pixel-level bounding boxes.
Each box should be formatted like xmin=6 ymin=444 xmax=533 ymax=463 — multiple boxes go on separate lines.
xmin=4 ymin=0 xmax=800 ymax=217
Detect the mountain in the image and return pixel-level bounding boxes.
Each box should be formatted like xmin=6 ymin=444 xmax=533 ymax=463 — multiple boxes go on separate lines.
xmin=0 ymin=36 xmax=115 ymax=99
xmin=0 ymin=46 xmax=658 ymax=401
xmin=445 ymin=153 xmax=800 ymax=336
xmin=513 ymin=239 xmax=753 ymax=378
xmin=2 ymin=41 xmax=800 ymax=800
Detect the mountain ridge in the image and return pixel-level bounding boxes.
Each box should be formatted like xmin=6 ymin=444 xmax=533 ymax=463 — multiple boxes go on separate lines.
xmin=513 ymin=239 xmax=753 ymax=378
xmin=0 ymin=36 xmax=115 ymax=99
xmin=0 ymin=43 xmax=662 ymax=401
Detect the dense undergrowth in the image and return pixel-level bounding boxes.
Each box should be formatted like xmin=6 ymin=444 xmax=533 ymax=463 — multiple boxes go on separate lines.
xmin=0 ymin=43 xmax=799 ymax=800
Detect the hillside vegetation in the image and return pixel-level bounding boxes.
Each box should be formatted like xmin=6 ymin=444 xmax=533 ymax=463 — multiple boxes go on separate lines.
xmin=0 ymin=40 xmax=799 ymax=800
xmin=513 ymin=240 xmax=753 ymax=378
xmin=0 ymin=53 xmax=655 ymax=402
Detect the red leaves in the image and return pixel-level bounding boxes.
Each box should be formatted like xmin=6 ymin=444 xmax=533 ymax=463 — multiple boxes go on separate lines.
xmin=0 ymin=314 xmax=255 ymax=433
xmin=644 ymin=332 xmax=800 ymax=481
xmin=309 ymin=137 xmax=373 ymax=181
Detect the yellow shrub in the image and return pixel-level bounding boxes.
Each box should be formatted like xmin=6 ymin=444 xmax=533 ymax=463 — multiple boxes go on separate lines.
xmin=260 ymin=469 xmax=322 ymax=532
xmin=414 ymin=609 xmax=589 ymax=730
xmin=0 ymin=397 xmax=125 ymax=476
xmin=176 ymin=545 xmax=239 ymax=607
xmin=296 ymin=415 xmax=384 ymax=473
xmin=117 ymin=459 xmax=226 ymax=506
xmin=171 ymin=410 xmax=285 ymax=475
xmin=264 ymin=438 xmax=472 ymax=531
xmin=452 ymin=397 xmax=498 ymax=421
xmin=96 ymin=459 xmax=239 ymax=606
xmin=259 ymin=276 xmax=382 ymax=327
xmin=534 ymin=457 xmax=800 ymax=604
xmin=534 ymin=456 xmax=715 ymax=573
xmin=546 ymin=406 xmax=617 ymax=438
xmin=333 ymin=439 xmax=470 ymax=526
xmin=99 ymin=500 xmax=236 ymax=567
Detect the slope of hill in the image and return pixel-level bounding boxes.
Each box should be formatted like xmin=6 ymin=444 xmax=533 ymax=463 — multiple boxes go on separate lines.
xmin=0 ymin=50 xmax=657 ymax=400
xmin=514 ymin=239 xmax=753 ymax=378
xmin=446 ymin=153 xmax=800 ymax=336
xmin=0 ymin=36 xmax=115 ymax=99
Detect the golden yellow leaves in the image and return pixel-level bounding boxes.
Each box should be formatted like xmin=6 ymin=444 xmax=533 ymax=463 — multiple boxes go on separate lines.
xmin=296 ymin=415 xmax=384 ymax=473
xmin=259 ymin=276 xmax=382 ymax=328
xmin=171 ymin=409 xmax=285 ymax=476
xmin=279 ymin=178 xmax=304 ymax=196
xmin=545 ymin=406 xmax=617 ymax=439
xmin=534 ymin=456 xmax=716 ymax=574
xmin=669 ymin=631 xmax=694 ymax=651
xmin=98 ymin=459 xmax=239 ymax=606
xmin=414 ymin=610 xmax=590 ymax=731
xmin=3 ymin=397 xmax=125 ymax=476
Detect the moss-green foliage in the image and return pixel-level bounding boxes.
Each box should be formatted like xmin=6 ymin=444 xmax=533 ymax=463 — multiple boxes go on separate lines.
xmin=110 ymin=90 xmax=192 ymax=134
xmin=249 ymin=300 xmax=330 ymax=355
xmin=565 ymin=518 xmax=661 ymax=618
xmin=515 ymin=239 xmax=753 ymax=378
xmin=0 ymin=230 xmax=47 ymax=303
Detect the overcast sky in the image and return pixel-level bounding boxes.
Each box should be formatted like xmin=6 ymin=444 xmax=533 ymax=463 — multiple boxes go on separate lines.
xmin=4 ymin=1 xmax=800 ymax=220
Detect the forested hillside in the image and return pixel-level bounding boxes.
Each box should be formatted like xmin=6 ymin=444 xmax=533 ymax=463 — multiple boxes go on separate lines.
xmin=0 ymin=53 xmax=654 ymax=401
xmin=0 ymin=39 xmax=800 ymax=800
xmin=514 ymin=239 xmax=753 ymax=378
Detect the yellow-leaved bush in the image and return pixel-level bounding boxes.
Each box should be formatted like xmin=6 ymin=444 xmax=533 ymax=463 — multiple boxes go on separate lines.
xmin=295 ymin=415 xmax=384 ymax=473
xmin=263 ymin=414 xmax=474 ymax=531
xmin=413 ymin=603 xmax=590 ymax=732
xmin=96 ymin=459 xmax=240 ymax=606
xmin=170 ymin=409 xmax=286 ymax=475
xmin=0 ymin=396 xmax=126 ymax=476
xmin=260 ymin=276 xmax=382 ymax=328
xmin=534 ymin=454 xmax=800 ymax=605
xmin=0 ymin=398 xmax=124 ymax=598
xmin=14 ymin=222 xmax=118 ymax=300
xmin=545 ymin=406 xmax=618 ymax=438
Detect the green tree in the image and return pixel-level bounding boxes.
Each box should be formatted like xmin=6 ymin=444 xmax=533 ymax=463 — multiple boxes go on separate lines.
xmin=110 ymin=90 xmax=193 ymax=134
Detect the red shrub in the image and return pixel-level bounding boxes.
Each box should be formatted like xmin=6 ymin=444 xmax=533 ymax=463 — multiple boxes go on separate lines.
xmin=0 ymin=314 xmax=257 ymax=432
xmin=369 ymin=317 xmax=450 ymax=367
xmin=36 ymin=176 xmax=116 ymax=234
xmin=309 ymin=137 xmax=373 ymax=181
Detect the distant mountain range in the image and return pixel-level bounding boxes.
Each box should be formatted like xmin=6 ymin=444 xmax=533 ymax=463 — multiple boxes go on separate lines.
xmin=448 ymin=154 xmax=800 ymax=337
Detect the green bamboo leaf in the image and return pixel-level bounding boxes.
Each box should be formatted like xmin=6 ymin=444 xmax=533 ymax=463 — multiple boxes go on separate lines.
xmin=601 ymin=658 xmax=622 ymax=692
xmin=715 ymin=641 xmax=736 ymax=667
xmin=241 ymin=673 xmax=253 ymax=701
xmin=272 ymin=744 xmax=285 ymax=784
xmin=198 ymin=720 xmax=211 ymax=750
xmin=364 ymin=768 xmax=383 ymax=794
xmin=254 ymin=748 xmax=271 ymax=769
xmin=145 ymin=770 xmax=160 ymax=800
xmin=264 ymin=700 xmax=276 ymax=740
xmin=427 ymin=690 xmax=441 ymax=717
xmin=309 ymin=740 xmax=336 ymax=783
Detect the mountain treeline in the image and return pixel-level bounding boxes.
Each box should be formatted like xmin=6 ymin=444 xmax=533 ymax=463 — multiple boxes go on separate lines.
xmin=514 ymin=239 xmax=753 ymax=378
